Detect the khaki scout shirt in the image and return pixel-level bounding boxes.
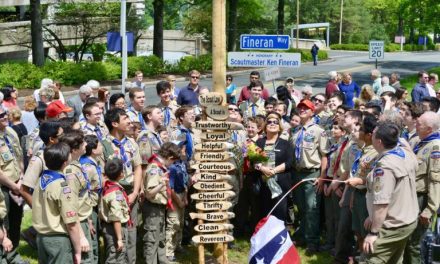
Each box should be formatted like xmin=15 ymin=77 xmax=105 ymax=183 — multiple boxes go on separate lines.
xmin=81 ymin=121 xmax=109 ymax=140
xmin=144 ymin=163 xmax=168 ymax=205
xmin=291 ymin=120 xmax=330 ymax=169
xmin=326 ymin=142 xmax=340 ymax=178
xmin=414 ymin=136 xmax=440 ymax=218
xmin=0 ymin=191 xmax=6 ymax=220
xmin=239 ymin=99 xmax=266 ymax=119
xmin=23 ymin=150 xmax=46 ymax=189
xmin=81 ymin=158 xmax=102 ymax=207
xmin=352 ymin=145 xmax=378 ymax=189
xmin=127 ymin=107 xmax=147 ymax=129
xmin=28 ymin=126 xmax=44 ymax=156
xmin=32 ymin=172 xmax=79 ymax=234
xmin=103 ymin=135 xmax=142 ymax=187
xmin=338 ymin=136 xmax=357 ymax=179
xmin=137 ymin=129 xmax=163 ymax=165
xmin=99 ymin=182 xmax=129 ymax=224
xmin=64 ymin=161 xmax=93 ymax=221
xmin=366 ymin=147 xmax=419 ymax=228
xmin=158 ymin=101 xmax=179 ymax=132
xmin=315 ymin=110 xmax=333 ymax=130
xmin=0 ymin=127 xmax=22 ymax=182
xmin=408 ymin=129 xmax=420 ymax=150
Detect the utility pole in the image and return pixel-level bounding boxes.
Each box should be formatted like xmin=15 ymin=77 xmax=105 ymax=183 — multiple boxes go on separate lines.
xmin=339 ymin=0 xmax=344 ymax=44
xmin=296 ymin=0 xmax=299 ymax=49
xmin=121 ymin=0 xmax=128 ymax=93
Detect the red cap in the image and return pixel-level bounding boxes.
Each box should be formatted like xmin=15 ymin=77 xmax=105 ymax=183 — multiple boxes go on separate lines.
xmin=297 ymin=99 xmax=315 ymax=112
xmin=46 ymin=100 xmax=73 ymax=118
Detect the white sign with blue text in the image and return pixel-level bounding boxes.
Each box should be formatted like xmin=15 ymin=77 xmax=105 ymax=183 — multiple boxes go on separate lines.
xmin=227 ymin=52 xmax=301 ymax=68
xmin=240 ymin=35 xmax=290 ymax=50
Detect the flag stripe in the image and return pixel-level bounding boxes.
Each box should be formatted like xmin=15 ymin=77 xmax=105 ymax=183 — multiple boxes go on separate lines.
xmin=249 ymin=229 xmax=289 ymax=264
xmin=249 ymin=216 xmax=286 ymax=258
xmin=276 ymin=245 xmax=301 ymax=264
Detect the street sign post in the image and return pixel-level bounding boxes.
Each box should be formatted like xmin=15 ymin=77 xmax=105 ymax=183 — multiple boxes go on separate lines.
xmin=227 ymin=52 xmax=301 ymax=68
xmin=240 ymin=35 xmax=290 ymax=50
xmin=369 ymin=40 xmax=384 ymax=69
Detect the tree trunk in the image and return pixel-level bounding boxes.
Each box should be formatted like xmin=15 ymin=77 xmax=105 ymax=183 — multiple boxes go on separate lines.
xmin=30 ymin=0 xmax=45 ymax=66
xmin=153 ymin=0 xmax=164 ymax=59
xmin=227 ymin=0 xmax=238 ymax=51
xmin=277 ymin=0 xmax=285 ymax=35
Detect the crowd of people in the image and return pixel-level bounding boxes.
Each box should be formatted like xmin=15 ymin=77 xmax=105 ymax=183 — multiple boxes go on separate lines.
xmin=0 ymin=67 xmax=438 ymax=264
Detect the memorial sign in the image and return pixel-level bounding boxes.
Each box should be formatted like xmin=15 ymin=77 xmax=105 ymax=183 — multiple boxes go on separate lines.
xmin=200 ymin=132 xmax=231 ymax=141
xmin=206 ymin=105 xmax=229 ymax=120
xmin=190 ymin=191 xmax=235 ymax=201
xmin=192 ymin=234 xmax=234 ymax=244
xmin=193 ymin=121 xmax=244 ymax=130
xmin=195 ymin=201 xmax=233 ymax=211
xmin=199 ymin=92 xmax=223 ymax=107
xmin=193 ymin=181 xmax=233 ymax=191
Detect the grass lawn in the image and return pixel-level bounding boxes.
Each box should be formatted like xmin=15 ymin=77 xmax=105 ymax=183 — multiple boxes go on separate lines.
xmin=400 ymin=66 xmax=440 ymax=92
xmin=18 ymin=211 xmax=333 ymax=263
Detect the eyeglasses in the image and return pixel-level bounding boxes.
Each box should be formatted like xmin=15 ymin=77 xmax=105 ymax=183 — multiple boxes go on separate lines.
xmin=0 ymin=112 xmax=7 ymax=119
xmin=191 ymin=76 xmax=200 ymax=79
xmin=227 ymin=79 xmax=232 ymax=81
xmin=267 ymin=120 xmax=280 ymax=125
xmin=228 ymin=107 xmax=238 ymax=112
xmin=313 ymin=98 xmax=325 ymax=103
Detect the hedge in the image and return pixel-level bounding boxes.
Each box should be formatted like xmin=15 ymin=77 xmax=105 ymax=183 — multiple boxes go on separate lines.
xmin=0 ymin=50 xmax=327 ymax=89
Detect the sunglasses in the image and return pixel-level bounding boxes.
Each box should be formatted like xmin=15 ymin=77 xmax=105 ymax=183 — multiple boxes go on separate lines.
xmin=227 ymin=79 xmax=232 ymax=81
xmin=228 ymin=107 xmax=238 ymax=112
xmin=0 ymin=112 xmax=7 ymax=119
xmin=191 ymin=76 xmax=200 ymax=79
xmin=313 ymin=98 xmax=324 ymax=103
xmin=267 ymin=120 xmax=280 ymax=125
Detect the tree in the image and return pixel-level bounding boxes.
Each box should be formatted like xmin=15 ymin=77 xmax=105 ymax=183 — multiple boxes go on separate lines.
xmin=153 ymin=0 xmax=164 ymax=59
xmin=30 ymin=0 xmax=44 ymax=66
xmin=277 ymin=0 xmax=285 ymax=34
xmin=227 ymin=0 xmax=239 ymax=51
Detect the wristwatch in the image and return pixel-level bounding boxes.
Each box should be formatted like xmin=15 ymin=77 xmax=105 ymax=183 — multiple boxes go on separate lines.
xmin=368 ymin=231 xmax=379 ymax=236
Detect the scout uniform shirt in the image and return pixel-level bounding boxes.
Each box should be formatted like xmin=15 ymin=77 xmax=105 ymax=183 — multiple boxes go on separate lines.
xmin=127 ymin=106 xmax=147 ymax=130
xmin=22 ymin=149 xmax=46 ymax=189
xmin=413 ymin=132 xmax=440 ymax=218
xmin=352 ymin=145 xmax=378 ymax=189
xmin=314 ymin=110 xmax=333 ymax=131
xmin=64 ymin=161 xmax=93 ymax=221
xmin=79 ymin=156 xmax=103 ymax=208
xmin=81 ymin=121 xmax=109 ymax=141
xmin=137 ymin=128 xmax=163 ymax=166
xmin=145 ymin=160 xmax=168 ymax=206
xmin=28 ymin=126 xmax=44 ymax=157
xmin=366 ymin=147 xmax=419 ymax=228
xmin=158 ymin=101 xmax=179 ymax=131
xmin=239 ymin=98 xmax=266 ymax=120
xmin=171 ymin=125 xmax=201 ymax=162
xmin=338 ymin=136 xmax=357 ymax=178
xmin=0 ymin=191 xmax=6 ymax=221
xmin=99 ymin=181 xmax=130 ymax=224
xmin=102 ymin=135 xmax=142 ymax=188
xmin=326 ymin=141 xmax=340 ymax=178
xmin=291 ymin=120 xmax=330 ymax=169
xmin=32 ymin=170 xmax=79 ymax=234
xmin=0 ymin=127 xmax=22 ymax=182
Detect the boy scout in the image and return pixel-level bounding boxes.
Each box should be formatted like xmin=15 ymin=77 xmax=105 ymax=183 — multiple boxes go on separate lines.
xmin=60 ymin=131 xmax=93 ymax=263
xmin=137 ymin=106 xmax=164 ymax=165
xmin=291 ymin=99 xmax=329 ymax=254
xmin=346 ymin=113 xmax=378 ymax=261
xmin=103 ymin=108 xmax=142 ymax=264
xmin=404 ymin=111 xmax=440 ymax=263
xmin=156 ymin=81 xmax=179 ymax=132
xmin=80 ymin=135 xmax=104 ymax=264
xmin=99 ymin=158 xmax=130 ymax=263
xmin=32 ymin=143 xmax=82 ymax=263
xmin=0 ymin=107 xmax=28 ymax=264
xmin=126 ymin=88 xmax=147 ymax=130
xmin=143 ymin=142 xmax=180 ymax=264
xmin=171 ymin=106 xmax=198 ymax=161
xmin=238 ymin=80 xmax=266 ymax=123
xmin=364 ymin=123 xmax=418 ymax=263
xmin=81 ymin=102 xmax=109 ymax=141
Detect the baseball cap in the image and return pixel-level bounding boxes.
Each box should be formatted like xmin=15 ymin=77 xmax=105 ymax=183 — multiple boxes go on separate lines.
xmin=46 ymin=100 xmax=73 ymax=118
xmin=297 ymin=99 xmax=315 ymax=112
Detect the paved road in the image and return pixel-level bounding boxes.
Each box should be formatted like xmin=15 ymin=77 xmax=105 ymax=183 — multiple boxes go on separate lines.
xmin=141 ymin=50 xmax=440 ymax=105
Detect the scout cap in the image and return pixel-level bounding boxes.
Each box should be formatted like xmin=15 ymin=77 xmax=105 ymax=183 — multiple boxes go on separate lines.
xmin=46 ymin=100 xmax=73 ymax=118
xmin=297 ymin=99 xmax=315 ymax=112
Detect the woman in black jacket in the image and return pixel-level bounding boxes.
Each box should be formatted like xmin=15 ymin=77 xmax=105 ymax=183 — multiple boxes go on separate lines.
xmin=253 ymin=112 xmax=293 ymax=222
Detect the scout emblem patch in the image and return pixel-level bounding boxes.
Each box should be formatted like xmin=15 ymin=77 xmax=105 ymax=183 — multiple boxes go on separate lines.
xmin=373 ymin=168 xmax=384 ymax=177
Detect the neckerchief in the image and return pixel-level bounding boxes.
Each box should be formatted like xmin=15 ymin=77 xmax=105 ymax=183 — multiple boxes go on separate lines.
xmin=351 ymin=148 xmax=363 ymax=176
xmin=79 ymin=155 xmax=103 ymax=194
xmin=163 ymin=107 xmax=171 ymax=127
xmin=413 ymin=132 xmax=440 ymax=154
xmin=40 ymin=170 xmax=65 ymax=191
xmin=130 ymin=106 xmax=146 ymax=130
xmin=180 ymin=127 xmax=193 ymax=160
xmin=85 ymin=124 xmax=103 ymax=141
xmin=148 ymin=154 xmax=174 ymax=210
xmin=3 ymin=131 xmax=15 ymax=157
xmin=112 ymin=137 xmax=129 ymax=164
xmin=333 ymin=137 xmax=349 ymax=177
xmin=102 ymin=180 xmax=132 ymax=227
xmin=295 ymin=126 xmax=305 ymax=163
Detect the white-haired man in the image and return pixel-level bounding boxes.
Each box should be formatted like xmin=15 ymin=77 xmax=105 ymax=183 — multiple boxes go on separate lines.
xmin=371 ymin=69 xmax=382 ymax=96
xmin=377 ymin=76 xmax=396 ymax=96
xmin=34 ymin=78 xmax=54 ymax=102
xmin=67 ymin=85 xmax=93 ymax=119
xmin=325 ymin=71 xmax=339 ymax=99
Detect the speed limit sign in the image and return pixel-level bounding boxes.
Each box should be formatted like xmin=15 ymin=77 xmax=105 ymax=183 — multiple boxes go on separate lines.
xmin=369 ymin=41 xmax=384 ymax=59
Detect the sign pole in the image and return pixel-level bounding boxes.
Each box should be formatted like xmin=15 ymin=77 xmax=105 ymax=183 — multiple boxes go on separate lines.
xmin=375 ymin=58 xmax=378 ymax=69
xmin=212 ymin=0 xmax=227 ymax=263
xmin=272 ymin=80 xmax=276 ymax=94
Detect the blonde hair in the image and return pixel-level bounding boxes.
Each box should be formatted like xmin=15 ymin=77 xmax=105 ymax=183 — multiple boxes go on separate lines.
xmin=8 ymin=107 xmax=21 ymax=122
xmin=23 ymin=95 xmax=37 ymax=112
xmin=360 ymin=84 xmax=375 ymax=102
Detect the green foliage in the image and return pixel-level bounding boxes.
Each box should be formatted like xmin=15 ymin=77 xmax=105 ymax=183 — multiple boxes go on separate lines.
xmin=329 ymin=44 xmax=369 ymax=51
xmin=91 ymin=44 xmax=107 ymax=62
xmin=287 ymin=48 xmax=328 ymax=62
xmin=401 ymin=66 xmax=440 ymax=92
xmin=329 ymin=43 xmax=434 ymax=52
xmin=127 ymin=56 xmax=168 ymax=76
xmin=169 ymin=54 xmax=213 ymax=74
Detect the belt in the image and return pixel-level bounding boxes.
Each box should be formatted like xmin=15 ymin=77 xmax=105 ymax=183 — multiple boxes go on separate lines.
xmin=355 ymin=188 xmax=367 ymax=194
xmin=296 ymin=168 xmax=319 ymax=172
xmin=383 ymin=220 xmax=416 ymax=231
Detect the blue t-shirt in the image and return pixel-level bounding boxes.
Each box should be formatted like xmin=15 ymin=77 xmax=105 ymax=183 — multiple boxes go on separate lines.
xmin=177 ymin=85 xmax=199 ymax=106
xmin=169 ymin=160 xmax=188 ymax=194
xmin=338 ymin=81 xmax=360 ymax=108
xmin=225 ymin=84 xmax=237 ymax=95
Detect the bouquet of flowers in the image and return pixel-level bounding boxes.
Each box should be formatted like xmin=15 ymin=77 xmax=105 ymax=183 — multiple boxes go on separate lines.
xmin=247 ymin=143 xmax=269 ymax=164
